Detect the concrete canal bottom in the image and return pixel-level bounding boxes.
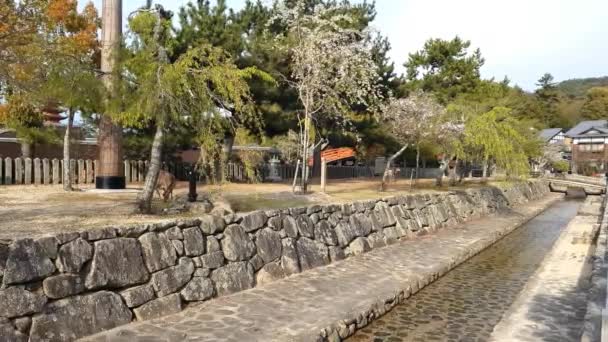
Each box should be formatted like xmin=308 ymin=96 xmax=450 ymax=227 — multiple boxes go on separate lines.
xmin=348 ymin=200 xmax=585 ymax=342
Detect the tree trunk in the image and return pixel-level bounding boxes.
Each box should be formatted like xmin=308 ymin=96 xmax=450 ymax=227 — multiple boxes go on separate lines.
xmin=415 ymin=144 xmax=420 ymax=182
xmin=20 ymin=142 xmax=32 ymax=158
xmin=96 ymin=0 xmax=124 ymax=189
xmin=482 ymin=156 xmax=489 ymax=181
xmin=63 ymin=109 xmax=74 ymax=191
xmin=381 ymin=143 xmax=409 ymax=191
xmin=137 ymin=124 xmax=163 ymax=213
xmin=301 ymin=114 xmax=310 ymax=193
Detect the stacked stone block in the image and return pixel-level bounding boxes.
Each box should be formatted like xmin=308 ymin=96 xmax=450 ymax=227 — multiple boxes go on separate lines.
xmin=0 ymin=181 xmax=550 ymax=341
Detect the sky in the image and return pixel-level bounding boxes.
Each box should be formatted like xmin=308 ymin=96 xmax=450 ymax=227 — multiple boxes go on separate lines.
xmin=90 ymin=0 xmax=608 ymax=91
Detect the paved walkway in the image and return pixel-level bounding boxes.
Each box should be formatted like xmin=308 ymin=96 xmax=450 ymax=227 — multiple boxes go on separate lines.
xmin=490 ymin=198 xmax=601 ymax=342
xmin=82 ymin=195 xmax=560 ymax=342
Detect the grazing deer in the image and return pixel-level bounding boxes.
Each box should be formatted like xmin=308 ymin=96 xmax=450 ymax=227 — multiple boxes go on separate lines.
xmin=155 ymin=170 xmax=176 ymax=202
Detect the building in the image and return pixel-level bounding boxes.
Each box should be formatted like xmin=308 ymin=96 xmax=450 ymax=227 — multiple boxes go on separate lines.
xmin=565 ymin=120 xmax=608 ymax=175
xmin=539 ymin=128 xmax=565 ymax=144
xmin=0 ymin=127 xmax=98 ymax=159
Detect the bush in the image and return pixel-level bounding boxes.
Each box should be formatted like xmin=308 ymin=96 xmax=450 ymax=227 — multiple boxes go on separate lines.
xmin=551 ymin=160 xmax=569 ymax=173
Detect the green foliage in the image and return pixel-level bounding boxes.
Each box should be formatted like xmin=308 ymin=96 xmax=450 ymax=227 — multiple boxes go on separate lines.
xmin=465 ymin=107 xmax=538 ymax=177
xmin=234 ymin=127 xmax=265 ymax=182
xmin=552 ymin=160 xmax=569 ymax=173
xmin=403 ymin=36 xmax=484 ymax=104
xmin=556 ymin=76 xmax=608 ymax=98
xmin=581 ymin=87 xmax=608 ymax=120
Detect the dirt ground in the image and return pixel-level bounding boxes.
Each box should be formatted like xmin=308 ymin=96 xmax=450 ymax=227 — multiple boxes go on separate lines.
xmin=0 ymin=177 xmax=492 ymax=240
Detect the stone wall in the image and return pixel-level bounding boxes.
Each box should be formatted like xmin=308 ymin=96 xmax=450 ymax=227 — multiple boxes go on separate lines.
xmin=0 ymin=181 xmax=550 ymax=341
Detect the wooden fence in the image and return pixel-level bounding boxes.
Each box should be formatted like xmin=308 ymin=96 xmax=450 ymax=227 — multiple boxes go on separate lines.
xmin=0 ymin=157 xmax=445 ymax=186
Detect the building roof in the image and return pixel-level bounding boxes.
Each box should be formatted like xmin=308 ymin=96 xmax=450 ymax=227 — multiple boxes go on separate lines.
xmin=539 ymin=128 xmax=563 ymax=142
xmin=565 ymin=120 xmax=608 ymax=137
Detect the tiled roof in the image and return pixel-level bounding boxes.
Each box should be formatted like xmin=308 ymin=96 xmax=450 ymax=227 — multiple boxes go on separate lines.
xmin=538 ymin=128 xmax=562 ymax=142
xmin=565 ymin=120 xmax=608 ymax=137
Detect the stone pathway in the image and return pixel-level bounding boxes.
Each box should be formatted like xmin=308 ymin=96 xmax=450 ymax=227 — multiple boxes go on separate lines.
xmin=490 ymin=198 xmax=601 ymax=342
xmin=82 ymin=195 xmax=560 ymax=342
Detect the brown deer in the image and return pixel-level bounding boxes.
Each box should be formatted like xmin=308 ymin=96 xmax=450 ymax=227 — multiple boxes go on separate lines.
xmin=155 ymin=170 xmax=176 ymax=202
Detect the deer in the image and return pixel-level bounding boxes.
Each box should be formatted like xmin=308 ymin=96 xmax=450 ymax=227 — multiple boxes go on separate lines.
xmin=155 ymin=170 xmax=176 ymax=202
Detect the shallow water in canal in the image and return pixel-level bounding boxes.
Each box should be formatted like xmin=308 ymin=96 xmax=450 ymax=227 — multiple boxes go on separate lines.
xmin=348 ymin=200 xmax=583 ymax=342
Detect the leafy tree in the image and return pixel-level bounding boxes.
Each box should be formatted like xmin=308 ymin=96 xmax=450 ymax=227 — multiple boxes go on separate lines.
xmin=270 ymin=0 xmax=382 ymax=192
xmin=403 ymin=36 xmax=484 ymax=104
xmin=465 ymin=107 xmax=539 ymax=179
xmin=380 ymin=91 xmax=445 ymax=190
xmin=581 ymin=87 xmax=608 ymax=120
xmin=534 ymin=73 xmax=562 ymax=127
xmin=120 ymin=7 xmax=270 ymax=212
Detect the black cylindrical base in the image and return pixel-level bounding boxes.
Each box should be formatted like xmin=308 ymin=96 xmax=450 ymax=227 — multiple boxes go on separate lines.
xmin=95 ymin=176 xmax=126 ymax=189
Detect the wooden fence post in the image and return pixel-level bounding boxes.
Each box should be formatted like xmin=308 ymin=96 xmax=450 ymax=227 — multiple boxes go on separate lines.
xmin=0 ymin=157 xmax=2 ymax=185
xmin=321 ymin=158 xmax=327 ymax=193
xmin=124 ymin=160 xmax=130 ymax=184
xmin=86 ymin=160 xmax=93 ymax=183
xmin=94 ymin=160 xmax=99 ymax=182
xmin=24 ymin=158 xmax=32 ymax=185
xmin=43 ymin=159 xmax=50 ymax=184
xmin=69 ymin=159 xmax=76 ymax=184
xmin=131 ymin=160 xmax=138 ymax=182
xmin=52 ymin=159 xmax=60 ymax=184
xmin=5 ymin=157 xmax=12 ymax=185
xmin=138 ymin=160 xmax=144 ymax=181
xmin=34 ymin=158 xmax=41 ymax=185
xmin=78 ymin=159 xmax=85 ymax=185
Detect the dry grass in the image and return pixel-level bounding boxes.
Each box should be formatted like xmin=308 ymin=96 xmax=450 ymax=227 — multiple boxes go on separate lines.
xmin=0 ymin=177 xmax=498 ymax=239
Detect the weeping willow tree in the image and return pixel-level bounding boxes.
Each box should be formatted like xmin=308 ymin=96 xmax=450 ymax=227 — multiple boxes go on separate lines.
xmin=465 ymin=107 xmax=540 ymax=180
xmin=117 ymin=6 xmax=271 ymax=213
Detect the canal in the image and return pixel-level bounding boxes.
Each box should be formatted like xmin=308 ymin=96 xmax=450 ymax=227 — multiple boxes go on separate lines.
xmin=348 ymin=199 xmax=583 ymax=342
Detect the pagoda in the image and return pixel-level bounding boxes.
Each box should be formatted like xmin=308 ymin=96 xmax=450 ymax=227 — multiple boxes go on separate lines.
xmin=41 ymin=101 xmax=65 ymax=126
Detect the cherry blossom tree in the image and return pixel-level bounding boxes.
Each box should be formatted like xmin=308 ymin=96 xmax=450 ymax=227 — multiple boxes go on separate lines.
xmin=380 ymin=91 xmax=446 ymax=190
xmin=270 ymin=1 xmax=382 ymax=192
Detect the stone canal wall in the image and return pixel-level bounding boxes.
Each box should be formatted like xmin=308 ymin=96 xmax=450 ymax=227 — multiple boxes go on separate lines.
xmin=0 ymin=181 xmax=549 ymax=341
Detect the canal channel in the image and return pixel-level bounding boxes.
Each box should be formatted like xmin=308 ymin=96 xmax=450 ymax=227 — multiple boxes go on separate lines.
xmin=348 ymin=199 xmax=584 ymax=342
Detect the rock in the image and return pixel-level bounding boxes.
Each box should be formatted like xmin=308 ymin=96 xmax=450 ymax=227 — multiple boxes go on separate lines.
xmin=172 ymin=240 xmax=184 ymax=256
xmin=221 ymin=225 xmax=256 ymax=262
xmin=256 ymin=262 xmax=287 ymax=286
xmin=35 ymin=236 xmax=58 ymax=259
xmin=210 ymin=262 xmax=254 ymax=296
xmin=280 ymin=238 xmax=300 ymax=275
xmin=165 ymin=227 xmax=183 ymax=240
xmin=194 ymin=268 xmax=210 ymax=277
xmin=56 ymin=238 xmax=92 ymax=273
xmin=296 ymin=238 xmax=329 ymax=271
xmin=199 ymin=251 xmax=225 ymax=269
xmin=310 ymin=213 xmax=320 ymax=224
xmin=255 ymin=228 xmax=282 ymax=263
xmin=55 ymin=232 xmax=79 ymax=244
xmin=347 ymin=237 xmax=370 ymax=256
xmin=132 ymin=293 xmax=182 ymax=321
xmin=328 ymin=246 xmax=345 ymax=262
xmin=183 ymin=227 xmax=205 ymax=257
xmin=180 ymin=277 xmax=214 ymax=302
xmin=3 ymin=239 xmax=56 ymax=285
xmin=206 ymin=236 xmax=220 ymax=252
xmin=117 ymin=225 xmax=148 ymax=238
xmin=0 ymin=243 xmax=9 ymax=275
xmin=334 ymin=222 xmax=358 ymax=248
xmin=282 ymin=216 xmax=299 ymax=238
xmin=367 ymin=232 xmax=386 ymax=249
xmin=314 ymin=221 xmax=338 ymax=246
xmin=119 ymin=284 xmax=155 ymax=308
xmin=83 ymin=227 xmax=117 ymax=241
xmin=0 ymin=323 xmax=27 ymax=342
xmin=0 ymin=287 xmax=47 ymax=318
xmin=249 ymin=254 xmax=265 ymax=271
xmin=348 ymin=213 xmax=373 ymax=237
xmin=43 ymin=274 xmax=85 ymax=299
xmin=29 ymin=291 xmax=132 ymax=342
xmin=139 ymin=232 xmax=177 ymax=273
xmin=177 ymin=219 xmax=201 ymax=228
xmin=267 ymin=216 xmax=283 ymax=230
xmin=151 ymin=257 xmax=194 ymax=297
xmin=296 ymin=215 xmax=315 ymax=238
xmin=85 ymin=238 xmax=149 ymax=290
xmin=241 ymin=211 xmax=268 ymax=232
xmin=13 ymin=316 xmax=31 ymax=335
xmin=200 ymin=215 xmax=226 ymax=235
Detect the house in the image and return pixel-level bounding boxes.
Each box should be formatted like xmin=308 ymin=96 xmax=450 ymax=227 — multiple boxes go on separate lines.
xmin=539 ymin=128 xmax=565 ymax=144
xmin=565 ymin=120 xmax=608 ymax=175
